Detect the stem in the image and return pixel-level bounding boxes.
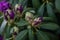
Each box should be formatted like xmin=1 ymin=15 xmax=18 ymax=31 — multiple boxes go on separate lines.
xmin=34 ymin=27 xmax=38 ymax=31
xmin=46 ymin=0 xmax=49 ymax=3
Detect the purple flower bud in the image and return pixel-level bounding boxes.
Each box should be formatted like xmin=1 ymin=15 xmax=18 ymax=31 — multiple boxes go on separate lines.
xmin=4 ymin=9 xmax=15 ymax=20
xmin=0 ymin=35 xmax=3 ymax=40
xmin=33 ymin=21 xmax=40 ymax=25
xmin=38 ymin=17 xmax=43 ymax=22
xmin=39 ymin=17 xmax=43 ymax=21
xmin=15 ymin=4 xmax=23 ymax=13
xmin=17 ymin=5 xmax=23 ymax=13
xmin=0 ymin=0 xmax=11 ymax=12
xmin=32 ymin=17 xmax=43 ymax=26
xmin=9 ymin=11 xmax=15 ymax=19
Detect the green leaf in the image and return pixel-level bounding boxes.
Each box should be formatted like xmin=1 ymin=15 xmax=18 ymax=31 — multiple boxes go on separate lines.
xmin=45 ymin=32 xmax=58 ymax=40
xmin=18 ymin=0 xmax=27 ymax=7
xmin=47 ymin=3 xmax=55 ymax=17
xmin=0 ymin=20 xmax=7 ymax=34
xmin=9 ymin=0 xmax=14 ymax=5
xmin=9 ymin=0 xmax=18 ymax=6
xmin=40 ymin=23 xmax=59 ymax=30
xmin=32 ymin=0 xmax=40 ymax=9
xmin=0 ymin=16 xmax=3 ymax=25
xmin=10 ymin=27 xmax=14 ymax=34
xmin=5 ymin=25 xmax=11 ymax=38
xmin=15 ymin=30 xmax=28 ymax=40
xmin=23 ymin=8 xmax=35 ymax=14
xmin=13 ymin=0 xmax=18 ymax=6
xmin=15 ymin=0 xmax=19 ymax=4
xmin=18 ymin=0 xmax=24 ymax=4
xmin=21 ymin=0 xmax=27 ymax=7
xmin=16 ymin=19 xmax=28 ymax=26
xmin=28 ymin=28 xmax=34 ymax=40
xmin=43 ymin=17 xmax=56 ymax=22
xmin=43 ymin=17 xmax=54 ymax=21
xmin=55 ymin=0 xmax=60 ymax=12
xmin=57 ymin=29 xmax=60 ymax=34
xmin=37 ymin=3 xmax=45 ymax=16
xmin=0 ymin=16 xmax=3 ymax=19
xmin=0 ymin=12 xmax=3 ymax=18
xmin=36 ymin=30 xmax=49 ymax=40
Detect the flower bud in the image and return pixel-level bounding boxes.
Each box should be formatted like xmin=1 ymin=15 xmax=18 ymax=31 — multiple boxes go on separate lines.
xmin=0 ymin=35 xmax=3 ymax=40
xmin=25 ymin=12 xmax=34 ymax=23
xmin=13 ymin=26 xmax=19 ymax=33
xmin=4 ymin=9 xmax=15 ymax=24
xmin=10 ymin=26 xmax=19 ymax=35
xmin=10 ymin=27 xmax=19 ymax=40
xmin=4 ymin=9 xmax=15 ymax=20
xmin=32 ymin=17 xmax=43 ymax=27
xmin=15 ymin=4 xmax=23 ymax=17
xmin=0 ymin=1 xmax=11 ymax=12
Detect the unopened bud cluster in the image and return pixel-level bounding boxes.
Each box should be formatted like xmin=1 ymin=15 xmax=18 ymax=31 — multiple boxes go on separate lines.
xmin=25 ymin=12 xmax=43 ymax=27
xmin=0 ymin=1 xmax=24 ymax=23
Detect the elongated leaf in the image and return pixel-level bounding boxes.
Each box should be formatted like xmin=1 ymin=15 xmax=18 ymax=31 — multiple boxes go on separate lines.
xmin=15 ymin=30 xmax=28 ymax=40
xmin=18 ymin=0 xmax=24 ymax=4
xmin=0 ymin=12 xmax=3 ymax=19
xmin=0 ymin=20 xmax=7 ymax=34
xmin=21 ymin=0 xmax=27 ymax=7
xmin=36 ymin=30 xmax=49 ymax=40
xmin=10 ymin=27 xmax=14 ymax=34
xmin=13 ymin=0 xmax=18 ymax=6
xmin=43 ymin=17 xmax=56 ymax=22
xmin=40 ymin=23 xmax=59 ymax=30
xmin=0 ymin=16 xmax=3 ymax=19
xmin=32 ymin=0 xmax=40 ymax=9
xmin=57 ymin=28 xmax=60 ymax=34
xmin=15 ymin=0 xmax=19 ymax=4
xmin=23 ymin=8 xmax=35 ymax=14
xmin=0 ymin=16 xmax=3 ymax=25
xmin=28 ymin=28 xmax=34 ymax=40
xmin=37 ymin=3 xmax=45 ymax=16
xmin=43 ymin=17 xmax=54 ymax=21
xmin=9 ymin=0 xmax=18 ymax=6
xmin=5 ymin=25 xmax=11 ymax=38
xmin=9 ymin=0 xmax=14 ymax=4
xmin=45 ymin=32 xmax=58 ymax=40
xmin=16 ymin=19 xmax=28 ymax=26
xmin=47 ymin=3 xmax=55 ymax=17
xmin=55 ymin=0 xmax=60 ymax=12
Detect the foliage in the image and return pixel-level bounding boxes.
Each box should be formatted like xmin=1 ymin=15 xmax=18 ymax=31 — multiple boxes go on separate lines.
xmin=0 ymin=0 xmax=60 ymax=40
